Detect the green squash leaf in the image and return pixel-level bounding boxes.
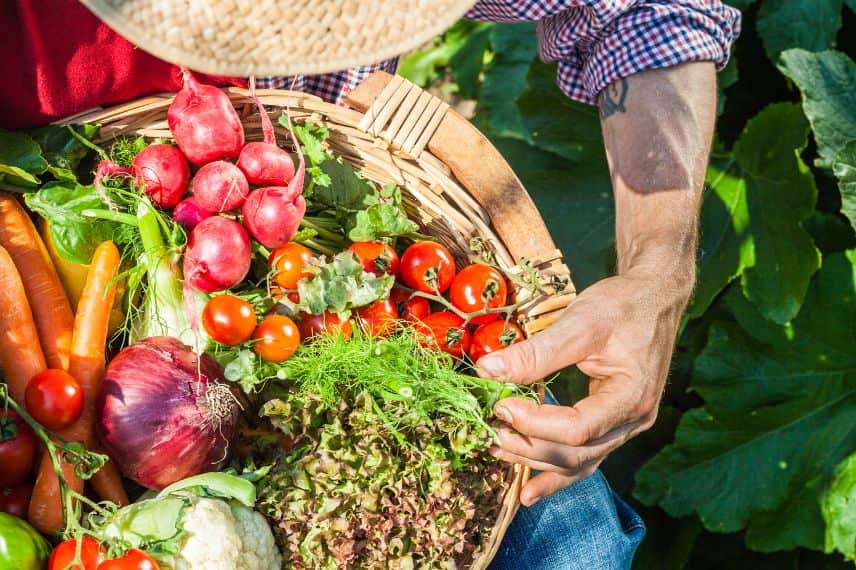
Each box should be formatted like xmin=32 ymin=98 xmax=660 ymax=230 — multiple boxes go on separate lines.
xmin=757 ymin=0 xmax=843 ymax=60
xmin=778 ymin=49 xmax=856 ymax=167
xmin=822 ymin=452 xmax=856 ymax=561
xmin=832 ymin=140 xmax=856 ymax=231
xmin=635 ymin=250 xmax=856 ymax=551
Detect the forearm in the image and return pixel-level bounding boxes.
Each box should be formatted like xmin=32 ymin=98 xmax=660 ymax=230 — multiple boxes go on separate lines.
xmin=599 ymin=62 xmax=717 ymax=304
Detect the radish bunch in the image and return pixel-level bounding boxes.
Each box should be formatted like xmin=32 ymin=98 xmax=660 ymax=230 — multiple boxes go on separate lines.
xmin=103 ymin=70 xmax=308 ymax=294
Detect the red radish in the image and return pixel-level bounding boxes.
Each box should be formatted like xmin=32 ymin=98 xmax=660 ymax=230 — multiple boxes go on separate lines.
xmin=192 ymin=161 xmax=250 ymax=212
xmin=131 ymin=144 xmax=190 ymax=208
xmin=237 ymin=142 xmax=296 ymax=186
xmin=183 ymin=216 xmax=251 ymax=292
xmin=167 ymin=69 xmax=244 ymax=165
xmin=242 ymin=189 xmax=306 ymax=249
xmin=172 ymin=196 xmax=213 ymax=230
xmin=236 ymin=93 xmax=295 ymax=185
xmin=242 ymin=115 xmax=307 ymax=248
xmin=93 ymin=159 xmax=132 ymax=208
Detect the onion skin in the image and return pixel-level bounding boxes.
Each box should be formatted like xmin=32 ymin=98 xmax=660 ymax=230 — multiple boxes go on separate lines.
xmin=183 ymin=216 xmax=251 ymax=292
xmin=96 ymin=337 xmax=240 ymax=490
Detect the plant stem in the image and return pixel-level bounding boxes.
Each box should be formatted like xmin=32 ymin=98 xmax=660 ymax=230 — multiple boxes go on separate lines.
xmin=82 ymin=209 xmax=139 ymax=226
xmin=300 ymin=218 xmax=346 ymax=244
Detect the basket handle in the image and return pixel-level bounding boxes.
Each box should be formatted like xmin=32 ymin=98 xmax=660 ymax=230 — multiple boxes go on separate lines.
xmin=345 ymin=72 xmax=560 ymax=266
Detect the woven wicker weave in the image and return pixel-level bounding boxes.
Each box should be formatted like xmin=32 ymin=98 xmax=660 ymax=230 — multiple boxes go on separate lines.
xmin=60 ymin=72 xmax=575 ymax=568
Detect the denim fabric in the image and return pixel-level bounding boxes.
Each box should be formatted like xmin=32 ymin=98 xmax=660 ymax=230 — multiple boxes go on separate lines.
xmin=489 ymin=393 xmax=645 ymax=569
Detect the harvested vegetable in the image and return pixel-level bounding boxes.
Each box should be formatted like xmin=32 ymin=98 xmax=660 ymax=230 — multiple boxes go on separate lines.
xmin=252 ymin=315 xmax=299 ymax=362
xmin=296 ymin=311 xmax=353 ymax=341
xmin=242 ymin=187 xmax=306 ymax=249
xmin=237 ymin=93 xmax=295 ymax=186
xmin=416 ymin=311 xmax=472 ymax=358
xmin=48 ymin=537 xmax=105 ymax=570
xmin=269 ymin=242 xmax=313 ymax=289
xmin=0 ymin=410 xmax=36 ymax=488
xmin=183 ymin=216 xmax=251 ymax=292
xmin=470 ymin=320 xmax=524 ymax=363
xmin=0 ymin=484 xmax=33 ymax=519
xmin=172 ymin=196 xmax=213 ymax=230
xmin=354 ymin=297 xmax=398 ymax=337
xmin=96 ymin=337 xmax=241 ymax=490
xmin=202 ymin=294 xmax=257 ymax=346
xmin=191 ymin=160 xmax=250 ymax=212
xmin=348 ymin=240 xmax=400 ymax=276
xmin=131 ymin=143 xmax=190 ymax=208
xmin=449 ymin=263 xmax=508 ymax=325
xmin=24 ymin=368 xmax=83 ymax=430
xmin=400 ymin=241 xmax=457 ymax=293
xmin=0 ymin=192 xmax=74 ymax=370
xmin=167 ymin=69 xmax=244 ymax=165
xmin=0 ymin=512 xmax=51 ymax=570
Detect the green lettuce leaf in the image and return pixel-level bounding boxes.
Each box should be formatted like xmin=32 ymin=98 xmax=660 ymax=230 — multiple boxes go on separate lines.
xmin=297 ymin=250 xmax=394 ymax=316
xmin=635 ymin=250 xmax=856 ymax=551
xmin=24 ymin=181 xmax=116 ymax=263
xmin=0 ymin=128 xmax=48 ymax=188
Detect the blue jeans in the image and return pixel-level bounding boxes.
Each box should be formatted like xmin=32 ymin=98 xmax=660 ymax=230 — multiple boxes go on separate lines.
xmin=489 ymin=395 xmax=645 ymax=569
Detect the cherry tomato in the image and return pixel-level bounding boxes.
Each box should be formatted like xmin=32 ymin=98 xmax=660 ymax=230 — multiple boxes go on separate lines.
xmin=449 ymin=264 xmax=508 ymax=325
xmin=399 ymin=241 xmax=456 ymax=293
xmin=348 ymin=241 xmax=400 ymax=276
xmin=0 ymin=483 xmax=33 ymax=518
xmin=97 ymin=549 xmax=159 ymax=570
xmin=470 ymin=320 xmax=525 ymax=363
xmin=202 ymin=294 xmax=257 ymax=345
xmin=0 ymin=409 xmax=36 ymax=487
xmin=252 ymin=315 xmax=300 ymax=362
xmin=355 ymin=299 xmax=399 ymax=336
xmin=297 ymin=311 xmax=354 ymax=341
xmin=270 ymin=242 xmax=314 ymax=289
xmin=49 ymin=537 xmax=106 ymax=570
xmin=416 ymin=311 xmax=471 ymax=358
xmin=25 ymin=369 xmax=83 ymax=431
xmin=390 ymin=286 xmax=431 ymax=323
xmin=270 ymin=286 xmax=300 ymax=305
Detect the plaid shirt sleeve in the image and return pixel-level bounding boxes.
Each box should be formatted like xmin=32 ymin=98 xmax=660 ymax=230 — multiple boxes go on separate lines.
xmin=467 ymin=0 xmax=741 ymax=104
xmin=259 ymin=1 xmax=740 ymax=107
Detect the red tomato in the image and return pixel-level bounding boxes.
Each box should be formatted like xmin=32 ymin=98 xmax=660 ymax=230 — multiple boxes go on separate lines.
xmin=49 ymin=537 xmax=106 ymax=570
xmin=390 ymin=286 xmax=431 ymax=323
xmin=252 ymin=315 xmax=300 ymax=362
xmin=0 ymin=483 xmax=33 ymax=518
xmin=416 ymin=311 xmax=471 ymax=358
xmin=25 ymin=369 xmax=83 ymax=431
xmin=399 ymin=241 xmax=456 ymax=293
xmin=270 ymin=286 xmax=300 ymax=305
xmin=449 ymin=264 xmax=508 ymax=325
xmin=297 ymin=311 xmax=354 ymax=341
xmin=348 ymin=241 xmax=400 ymax=276
xmin=202 ymin=294 xmax=257 ymax=345
xmin=355 ymin=299 xmax=399 ymax=336
xmin=270 ymin=242 xmax=314 ymax=289
xmin=97 ymin=549 xmax=159 ymax=570
xmin=470 ymin=321 xmax=525 ymax=363
xmin=0 ymin=410 xmax=36 ymax=487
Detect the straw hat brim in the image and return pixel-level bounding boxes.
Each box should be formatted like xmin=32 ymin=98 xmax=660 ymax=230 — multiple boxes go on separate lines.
xmin=80 ymin=0 xmax=479 ymax=77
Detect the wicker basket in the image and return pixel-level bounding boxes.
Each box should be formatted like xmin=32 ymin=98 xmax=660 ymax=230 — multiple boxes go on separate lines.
xmin=60 ymin=71 xmax=576 ymax=569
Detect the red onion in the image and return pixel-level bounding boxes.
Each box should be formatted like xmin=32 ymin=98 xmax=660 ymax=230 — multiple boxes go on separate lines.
xmin=96 ymin=336 xmax=241 ymax=490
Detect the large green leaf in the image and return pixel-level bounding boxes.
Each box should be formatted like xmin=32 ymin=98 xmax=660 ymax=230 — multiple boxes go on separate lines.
xmin=823 ymin=452 xmax=856 ymax=561
xmin=832 ymin=140 xmax=856 ymax=231
xmin=778 ymin=50 xmax=856 ymax=167
xmin=0 ymin=128 xmax=48 ymax=188
xmin=736 ymin=103 xmax=821 ymax=323
xmin=756 ymin=0 xmax=843 ymax=60
xmin=635 ymin=250 xmax=856 ymax=551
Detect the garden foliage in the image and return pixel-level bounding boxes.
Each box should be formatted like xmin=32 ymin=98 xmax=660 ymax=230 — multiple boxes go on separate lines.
xmin=400 ymin=2 xmax=856 ymax=566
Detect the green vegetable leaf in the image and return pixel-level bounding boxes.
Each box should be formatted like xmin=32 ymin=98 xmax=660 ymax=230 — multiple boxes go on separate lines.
xmin=0 ymin=128 xmax=48 ymax=188
xmin=27 ymin=124 xmax=99 ymax=182
xmin=24 ymin=181 xmax=116 ymax=263
xmin=756 ymin=0 xmax=843 ymax=60
xmin=823 ymin=452 xmax=856 ymax=561
xmin=778 ymin=49 xmax=856 ymax=167
xmin=158 ymin=472 xmax=257 ymax=507
xmin=101 ymin=496 xmax=188 ymax=552
xmin=832 ymin=140 xmax=856 ymax=231
xmin=297 ymin=251 xmax=394 ymax=316
xmin=736 ymin=103 xmax=820 ymax=324
xmin=313 ymin=158 xmax=376 ymax=211
xmin=291 ymin=121 xmax=332 ymax=166
xmin=635 ymin=250 xmax=856 ymax=551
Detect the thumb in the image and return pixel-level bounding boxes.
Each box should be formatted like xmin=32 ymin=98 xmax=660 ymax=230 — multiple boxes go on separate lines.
xmin=476 ymin=311 xmax=599 ymax=384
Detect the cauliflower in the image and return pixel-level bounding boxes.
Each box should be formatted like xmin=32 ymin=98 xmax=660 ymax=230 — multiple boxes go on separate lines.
xmin=167 ymin=496 xmax=281 ymax=570
xmin=97 ymin=473 xmax=282 ymax=570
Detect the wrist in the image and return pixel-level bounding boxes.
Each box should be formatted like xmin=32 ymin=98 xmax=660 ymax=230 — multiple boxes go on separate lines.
xmin=618 ymin=235 xmax=697 ymax=307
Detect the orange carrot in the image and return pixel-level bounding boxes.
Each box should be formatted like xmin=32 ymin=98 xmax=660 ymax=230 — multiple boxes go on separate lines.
xmin=0 ymin=192 xmax=74 ymax=370
xmin=0 ymin=244 xmax=47 ymax=403
xmin=29 ymin=241 xmax=126 ymax=533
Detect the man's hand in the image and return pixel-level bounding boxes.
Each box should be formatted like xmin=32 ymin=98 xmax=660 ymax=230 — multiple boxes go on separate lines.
xmin=477 ymin=62 xmax=718 ymax=506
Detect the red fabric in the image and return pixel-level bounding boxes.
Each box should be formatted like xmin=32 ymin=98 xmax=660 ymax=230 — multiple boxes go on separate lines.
xmin=0 ymin=0 xmax=246 ymax=129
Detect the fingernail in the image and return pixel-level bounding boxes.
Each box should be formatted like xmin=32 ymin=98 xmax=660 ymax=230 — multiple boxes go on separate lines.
xmin=494 ymin=403 xmax=512 ymax=424
xmin=521 ymin=493 xmax=540 ymax=507
xmin=488 ymin=445 xmax=502 ymax=457
xmin=478 ymin=355 xmax=506 ymax=378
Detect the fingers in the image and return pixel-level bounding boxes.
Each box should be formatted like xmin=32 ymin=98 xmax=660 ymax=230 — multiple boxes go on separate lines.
xmin=520 ymin=467 xmax=598 ymax=507
xmin=494 ymin=388 xmax=638 ymax=447
xmin=476 ymin=308 xmax=604 ymax=384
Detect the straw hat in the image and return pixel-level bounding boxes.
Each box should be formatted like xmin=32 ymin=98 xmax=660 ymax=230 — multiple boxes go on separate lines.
xmin=80 ymin=0 xmax=479 ymax=77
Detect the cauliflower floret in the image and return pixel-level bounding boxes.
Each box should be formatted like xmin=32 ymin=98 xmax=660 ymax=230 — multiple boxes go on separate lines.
xmin=171 ymin=496 xmax=281 ymax=570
